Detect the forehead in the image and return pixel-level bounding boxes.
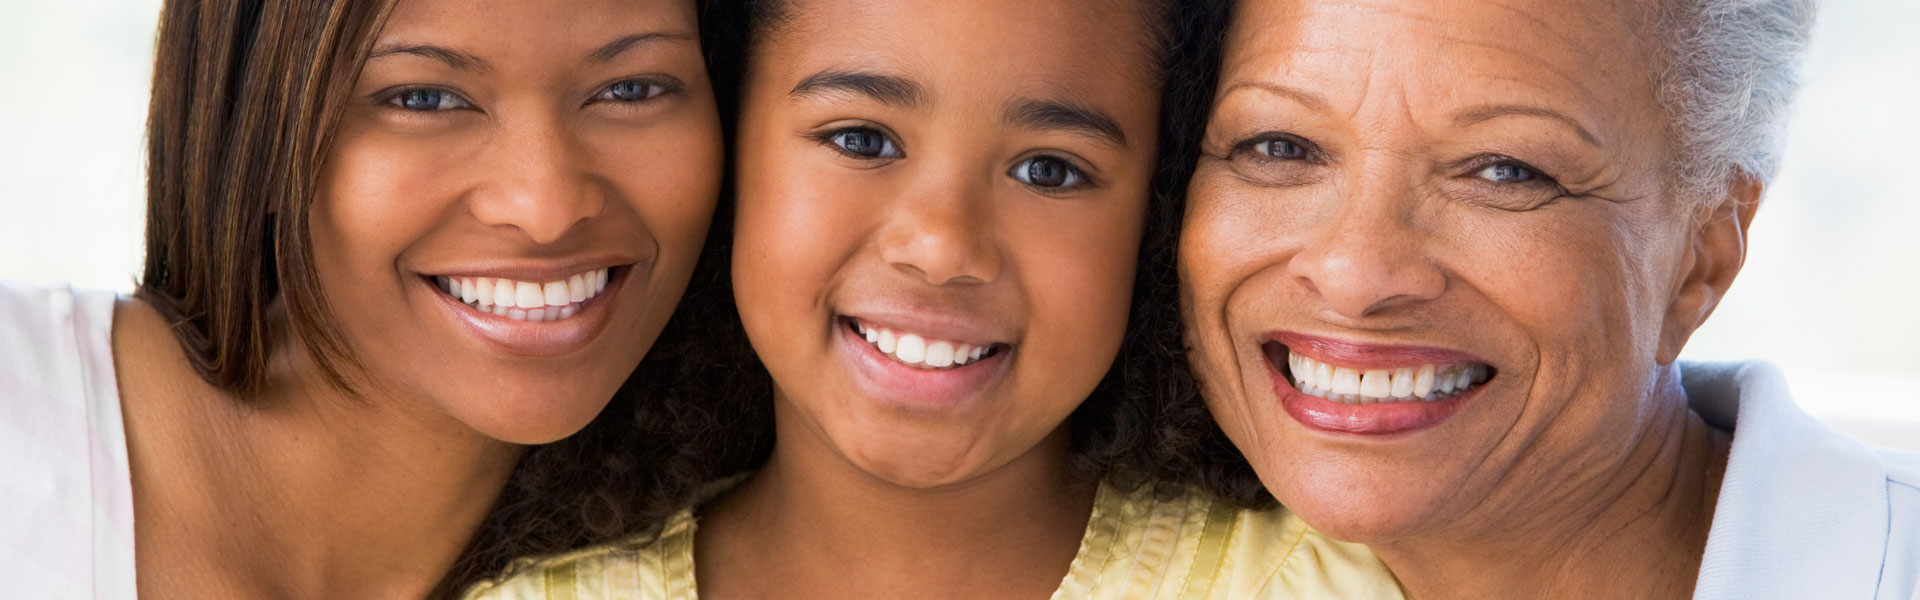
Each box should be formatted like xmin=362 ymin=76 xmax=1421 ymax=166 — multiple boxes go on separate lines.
xmin=757 ymin=0 xmax=1160 ymax=111
xmin=377 ymin=0 xmax=698 ymax=57
xmin=1222 ymin=0 xmax=1658 ymax=132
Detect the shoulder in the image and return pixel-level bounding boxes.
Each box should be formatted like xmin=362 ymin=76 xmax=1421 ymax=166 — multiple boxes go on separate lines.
xmin=1058 ymin=481 xmax=1403 ymax=599
xmin=0 ymin=281 xmax=135 ymax=598
xmin=460 ymin=510 xmax=700 ymax=600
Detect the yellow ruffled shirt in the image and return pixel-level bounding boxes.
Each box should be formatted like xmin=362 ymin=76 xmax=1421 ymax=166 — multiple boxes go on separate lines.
xmin=461 ymin=480 xmax=1403 ymax=599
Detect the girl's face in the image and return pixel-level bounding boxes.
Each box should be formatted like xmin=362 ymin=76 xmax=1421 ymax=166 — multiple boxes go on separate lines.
xmin=732 ymin=0 xmax=1162 ymax=487
xmin=310 ymin=0 xmax=722 ymax=444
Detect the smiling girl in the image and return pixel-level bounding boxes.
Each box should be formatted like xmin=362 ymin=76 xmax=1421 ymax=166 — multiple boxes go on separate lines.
xmin=463 ymin=0 xmax=1399 ymax=598
xmin=0 ymin=0 xmax=723 ymax=597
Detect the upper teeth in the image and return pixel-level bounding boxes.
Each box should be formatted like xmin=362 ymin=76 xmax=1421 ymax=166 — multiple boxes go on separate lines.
xmin=1289 ymin=351 xmax=1489 ymax=404
xmin=434 ymin=268 xmax=609 ymax=322
xmin=853 ymin=320 xmax=992 ymax=369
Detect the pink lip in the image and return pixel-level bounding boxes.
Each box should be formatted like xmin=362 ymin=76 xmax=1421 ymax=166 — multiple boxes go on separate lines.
xmin=428 ymin=265 xmax=636 ymax=358
xmin=835 ymin=317 xmax=1011 ymax=412
xmin=1264 ymin=331 xmax=1490 ymax=436
xmin=422 ymin=255 xmax=638 ymax=282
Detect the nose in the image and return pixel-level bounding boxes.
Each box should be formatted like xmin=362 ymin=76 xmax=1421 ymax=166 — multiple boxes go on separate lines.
xmin=875 ymin=166 xmax=1002 ymax=286
xmin=468 ymin=117 xmax=603 ymax=244
xmin=1289 ymin=171 xmax=1446 ymax=319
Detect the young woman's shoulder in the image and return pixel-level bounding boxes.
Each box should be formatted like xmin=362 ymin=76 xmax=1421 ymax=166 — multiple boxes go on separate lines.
xmin=0 ymin=280 xmax=135 ymax=599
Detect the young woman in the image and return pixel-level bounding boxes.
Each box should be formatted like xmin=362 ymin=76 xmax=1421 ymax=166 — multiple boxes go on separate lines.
xmin=0 ymin=0 xmax=723 ymax=597
xmin=462 ymin=0 xmax=1401 ymax=598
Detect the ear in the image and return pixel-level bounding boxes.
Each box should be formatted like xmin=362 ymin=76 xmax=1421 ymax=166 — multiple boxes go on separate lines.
xmin=1656 ymin=174 xmax=1762 ymax=364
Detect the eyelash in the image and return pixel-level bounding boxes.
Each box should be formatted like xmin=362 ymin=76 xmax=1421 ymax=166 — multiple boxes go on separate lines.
xmin=1461 ymin=155 xmax=1568 ymax=194
xmin=374 ymin=77 xmax=681 ymax=113
xmin=810 ymin=126 xmax=1096 ymax=192
xmin=1230 ymin=132 xmax=1321 ymax=164
xmin=812 ymin=125 xmax=904 ymax=160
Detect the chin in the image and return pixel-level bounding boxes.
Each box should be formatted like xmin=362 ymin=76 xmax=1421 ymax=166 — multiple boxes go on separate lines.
xmin=838 ymin=425 xmax=991 ymax=489
xmin=445 ymin=378 xmax=623 ymax=446
xmin=1268 ymin=467 xmax=1453 ymax=544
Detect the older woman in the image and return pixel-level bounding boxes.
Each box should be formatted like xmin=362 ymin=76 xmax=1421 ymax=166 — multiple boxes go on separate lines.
xmin=1180 ymin=0 xmax=1919 ymax=598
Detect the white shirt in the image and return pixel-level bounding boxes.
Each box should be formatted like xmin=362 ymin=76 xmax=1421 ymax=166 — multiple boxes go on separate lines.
xmin=1687 ymin=360 xmax=1920 ymax=599
xmin=0 ymin=281 xmax=135 ymax=599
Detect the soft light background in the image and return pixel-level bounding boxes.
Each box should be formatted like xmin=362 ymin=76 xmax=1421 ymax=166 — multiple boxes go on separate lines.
xmin=2 ymin=1 xmax=1915 ymax=447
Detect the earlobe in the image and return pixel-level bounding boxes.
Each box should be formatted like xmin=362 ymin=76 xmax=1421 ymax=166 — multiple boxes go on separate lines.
xmin=1655 ymin=174 xmax=1762 ymax=364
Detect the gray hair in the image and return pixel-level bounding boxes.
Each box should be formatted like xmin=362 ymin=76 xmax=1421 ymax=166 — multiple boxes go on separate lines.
xmin=1656 ymin=0 xmax=1819 ymax=209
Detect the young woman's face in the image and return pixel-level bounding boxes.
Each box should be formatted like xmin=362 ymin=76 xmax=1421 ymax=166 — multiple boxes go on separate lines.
xmin=731 ymin=0 xmax=1161 ymax=487
xmin=310 ymin=0 xmax=721 ymax=444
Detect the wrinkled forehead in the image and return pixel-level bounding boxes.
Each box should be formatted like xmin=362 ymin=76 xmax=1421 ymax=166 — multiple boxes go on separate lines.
xmin=753 ymin=0 xmax=1163 ymax=114
xmin=1220 ymin=0 xmax=1662 ymax=138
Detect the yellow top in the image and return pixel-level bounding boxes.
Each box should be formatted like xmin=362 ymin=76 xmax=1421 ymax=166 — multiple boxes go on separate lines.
xmin=461 ymin=480 xmax=1403 ymax=600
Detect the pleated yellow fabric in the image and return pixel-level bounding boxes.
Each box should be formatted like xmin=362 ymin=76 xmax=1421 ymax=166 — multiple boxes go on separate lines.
xmin=461 ymin=480 xmax=1403 ymax=600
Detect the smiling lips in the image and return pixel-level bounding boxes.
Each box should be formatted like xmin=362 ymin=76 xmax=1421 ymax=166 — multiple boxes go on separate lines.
xmin=1264 ymin=333 xmax=1496 ymax=436
xmin=432 ymin=268 xmax=611 ymax=322
xmin=851 ymin=318 xmax=1001 ymax=369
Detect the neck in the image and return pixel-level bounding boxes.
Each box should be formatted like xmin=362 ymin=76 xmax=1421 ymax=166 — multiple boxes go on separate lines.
xmin=119 ymin=300 xmax=522 ymax=599
xmin=698 ymin=396 xmax=1093 ymax=600
xmin=1372 ymin=365 xmax=1731 ymax=600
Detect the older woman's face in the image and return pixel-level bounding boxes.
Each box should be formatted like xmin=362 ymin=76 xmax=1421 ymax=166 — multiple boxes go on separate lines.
xmin=1182 ymin=0 xmax=1751 ymax=542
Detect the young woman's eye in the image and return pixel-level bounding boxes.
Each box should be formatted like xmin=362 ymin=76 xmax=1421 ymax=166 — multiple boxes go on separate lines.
xmin=386 ymin=88 xmax=470 ymax=112
xmin=592 ymin=79 xmax=670 ymax=103
xmin=1477 ymin=161 xmax=1541 ymax=184
xmin=1009 ymin=155 xmax=1087 ymax=189
xmin=822 ymin=127 xmax=903 ymax=159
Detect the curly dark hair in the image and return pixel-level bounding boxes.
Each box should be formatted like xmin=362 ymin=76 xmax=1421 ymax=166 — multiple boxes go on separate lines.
xmin=437 ymin=0 xmax=1257 ymax=595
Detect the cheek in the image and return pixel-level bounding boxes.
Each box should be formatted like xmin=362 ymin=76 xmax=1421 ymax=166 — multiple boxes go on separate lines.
xmin=593 ymin=118 xmax=724 ymax=274
xmin=310 ymin=132 xmax=455 ymax=307
xmin=1016 ymin=195 xmax=1144 ymax=379
xmin=730 ymin=145 xmax=863 ymax=360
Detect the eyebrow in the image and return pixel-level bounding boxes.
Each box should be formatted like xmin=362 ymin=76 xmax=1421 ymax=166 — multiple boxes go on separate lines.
xmin=1453 ymin=104 xmax=1602 ymax=148
xmin=369 ymin=43 xmax=488 ymax=72
xmin=587 ymin=31 xmax=696 ymax=63
xmin=367 ymin=31 xmax=696 ymax=73
xmin=1005 ymin=98 xmax=1128 ymax=149
xmin=1219 ymin=80 xmax=1330 ymax=112
xmin=789 ymin=70 xmax=924 ymax=107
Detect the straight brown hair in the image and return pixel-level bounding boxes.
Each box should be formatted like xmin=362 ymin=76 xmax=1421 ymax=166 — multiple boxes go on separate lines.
xmin=139 ymin=0 xmax=398 ymax=395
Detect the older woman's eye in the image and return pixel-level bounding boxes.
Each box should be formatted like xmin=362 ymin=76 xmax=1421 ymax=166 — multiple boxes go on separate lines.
xmin=386 ymin=88 xmax=471 ymax=112
xmin=1232 ymin=133 xmax=1318 ymax=162
xmin=592 ymin=78 xmax=674 ymax=103
xmin=1477 ymin=162 xmax=1541 ymax=184
xmin=818 ymin=127 xmax=904 ymax=160
xmin=1009 ymin=155 xmax=1089 ymax=190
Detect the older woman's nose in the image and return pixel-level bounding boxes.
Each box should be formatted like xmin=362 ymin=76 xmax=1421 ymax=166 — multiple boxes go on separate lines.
xmin=468 ymin=119 xmax=605 ymax=245
xmin=875 ymin=169 xmax=1003 ymax=287
xmin=1288 ymin=188 xmax=1446 ymax=319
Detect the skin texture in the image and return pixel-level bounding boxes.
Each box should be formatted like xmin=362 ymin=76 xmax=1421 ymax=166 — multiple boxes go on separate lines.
xmin=698 ymin=0 xmax=1161 ymax=598
xmin=1181 ymin=0 xmax=1760 ymax=598
xmin=113 ymin=0 xmax=720 ymax=596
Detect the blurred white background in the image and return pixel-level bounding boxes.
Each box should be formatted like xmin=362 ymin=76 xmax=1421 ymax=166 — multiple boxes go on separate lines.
xmin=1 ymin=1 xmax=1915 ymax=447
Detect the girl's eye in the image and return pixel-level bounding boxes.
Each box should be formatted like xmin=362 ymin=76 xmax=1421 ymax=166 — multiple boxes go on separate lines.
xmin=388 ymin=88 xmax=470 ymax=112
xmin=1009 ymin=156 xmax=1087 ymax=189
xmin=1477 ymin=162 xmax=1540 ymax=184
xmin=825 ymin=127 xmax=903 ymax=159
xmin=594 ymin=79 xmax=668 ymax=103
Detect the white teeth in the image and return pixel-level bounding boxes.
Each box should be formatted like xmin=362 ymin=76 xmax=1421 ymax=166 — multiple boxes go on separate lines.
xmin=431 ymin=268 xmax=611 ymax=321
xmin=895 ymin=334 xmax=926 ymax=363
xmin=1413 ymin=364 xmax=1435 ymax=398
xmin=1287 ymin=351 xmax=1491 ymax=405
xmin=852 ymin=319 xmax=996 ymax=370
xmin=1331 ymin=368 xmax=1361 ymax=396
xmin=924 ymin=341 xmax=955 ymax=368
xmin=568 ymin=274 xmax=588 ymax=303
xmin=1359 ymin=369 xmax=1391 ymax=398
